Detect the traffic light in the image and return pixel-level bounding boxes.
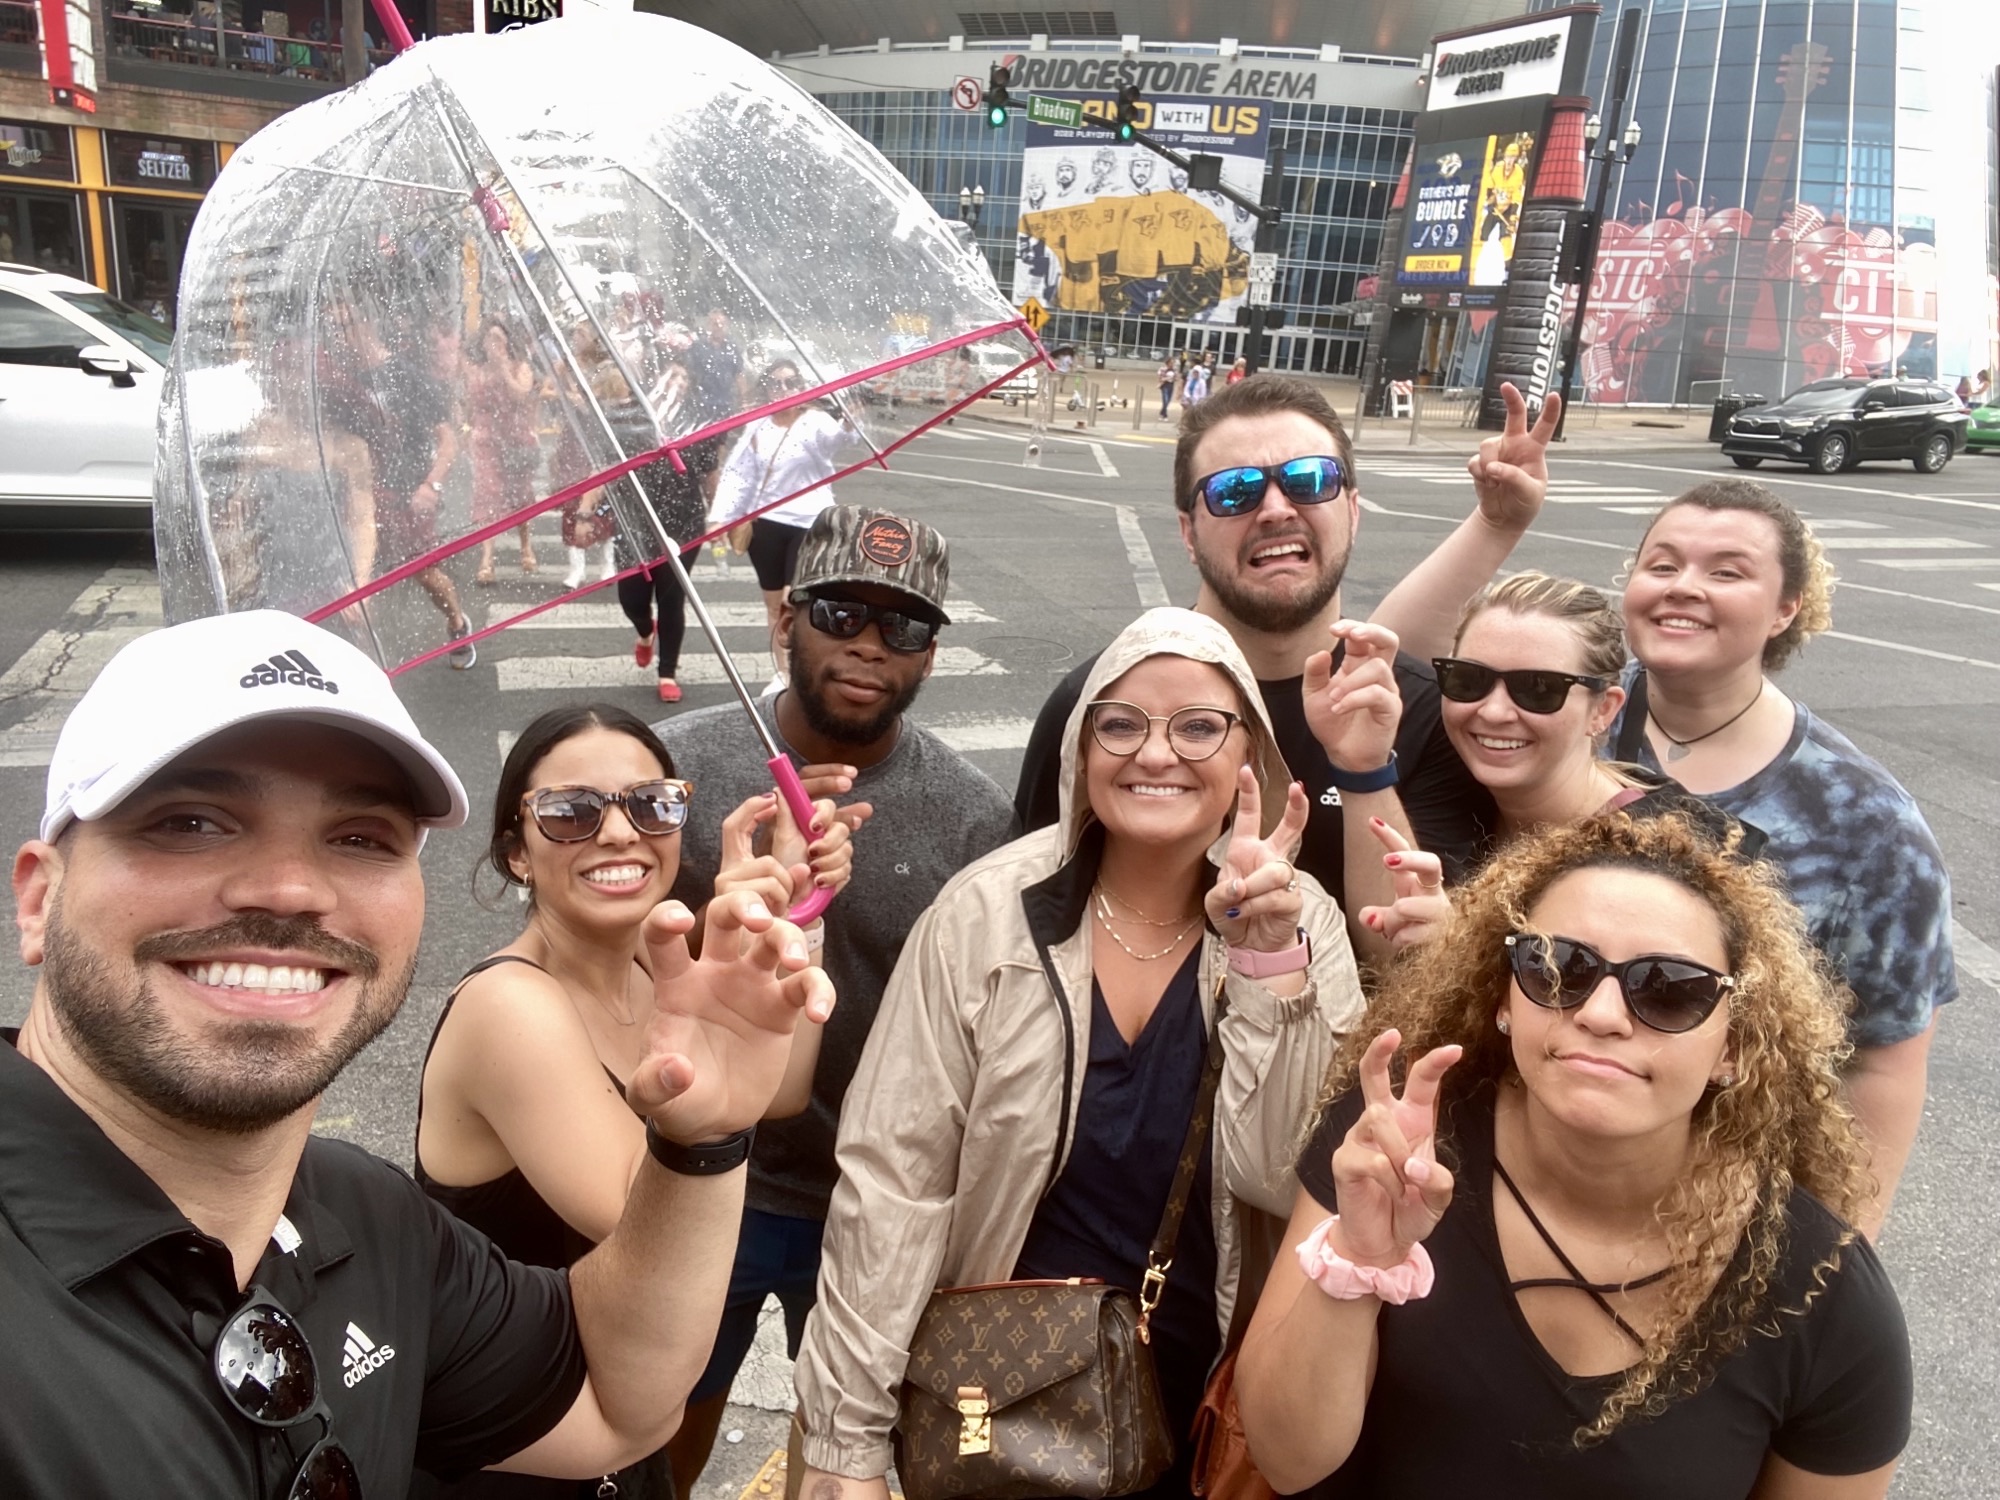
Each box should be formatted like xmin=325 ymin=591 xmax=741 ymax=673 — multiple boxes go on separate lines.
xmin=984 ymin=64 xmax=1011 ymax=127
xmin=1115 ymin=84 xmax=1142 ymax=141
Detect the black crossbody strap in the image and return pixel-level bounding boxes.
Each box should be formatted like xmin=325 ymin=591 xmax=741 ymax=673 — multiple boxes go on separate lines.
xmin=1137 ymin=974 xmax=1231 ymax=1342
xmin=1613 ymin=669 xmax=1651 ymax=763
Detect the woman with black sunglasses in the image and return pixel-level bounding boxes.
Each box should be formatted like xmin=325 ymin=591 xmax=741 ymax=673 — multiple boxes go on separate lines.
xmin=411 ymin=704 xmax=853 ymax=1498
xmin=1235 ymin=812 xmax=1911 ymax=1500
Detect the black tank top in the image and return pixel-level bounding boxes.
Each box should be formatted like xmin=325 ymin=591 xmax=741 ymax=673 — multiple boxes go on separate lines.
xmin=414 ymin=955 xmax=623 ymax=1273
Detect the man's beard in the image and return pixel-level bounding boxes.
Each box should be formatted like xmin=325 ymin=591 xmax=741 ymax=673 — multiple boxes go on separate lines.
xmin=41 ymin=897 xmax=413 ymax=1136
xmin=789 ymin=625 xmax=925 ymax=745
xmin=1192 ymin=529 xmax=1348 ymax=638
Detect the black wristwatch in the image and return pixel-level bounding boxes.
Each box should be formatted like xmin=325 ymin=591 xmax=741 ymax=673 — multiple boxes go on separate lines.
xmin=645 ymin=1121 xmax=755 ymax=1176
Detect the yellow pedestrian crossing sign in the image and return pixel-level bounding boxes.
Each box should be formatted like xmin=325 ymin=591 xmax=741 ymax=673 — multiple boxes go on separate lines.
xmin=1018 ymin=297 xmax=1048 ymax=333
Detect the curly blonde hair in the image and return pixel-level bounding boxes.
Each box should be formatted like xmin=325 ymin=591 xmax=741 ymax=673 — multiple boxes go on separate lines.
xmin=1317 ymin=813 xmax=1870 ymax=1443
xmin=1635 ymin=481 xmax=1836 ymax=670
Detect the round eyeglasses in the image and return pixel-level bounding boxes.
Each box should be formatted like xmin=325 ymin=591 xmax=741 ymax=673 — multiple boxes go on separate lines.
xmin=1085 ymin=700 xmax=1243 ymax=762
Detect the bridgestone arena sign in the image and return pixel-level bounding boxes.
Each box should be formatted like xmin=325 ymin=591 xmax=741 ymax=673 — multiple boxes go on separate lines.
xmin=1424 ymin=18 xmax=1570 ymax=111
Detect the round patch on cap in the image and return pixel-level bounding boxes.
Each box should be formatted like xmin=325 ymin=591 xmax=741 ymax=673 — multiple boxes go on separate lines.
xmin=858 ymin=516 xmax=915 ymax=567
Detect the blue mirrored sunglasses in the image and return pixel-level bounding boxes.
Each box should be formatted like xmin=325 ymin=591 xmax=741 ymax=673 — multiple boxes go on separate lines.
xmin=1193 ymin=455 xmax=1348 ymax=517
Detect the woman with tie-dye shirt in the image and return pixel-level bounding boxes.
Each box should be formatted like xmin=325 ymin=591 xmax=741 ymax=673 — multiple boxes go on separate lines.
xmin=1604 ymin=479 xmax=1953 ymax=1240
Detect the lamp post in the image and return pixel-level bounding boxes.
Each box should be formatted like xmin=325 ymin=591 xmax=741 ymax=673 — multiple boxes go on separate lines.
xmin=957 ymin=185 xmax=985 ymax=228
xmin=1555 ymin=6 xmax=1642 ymax=438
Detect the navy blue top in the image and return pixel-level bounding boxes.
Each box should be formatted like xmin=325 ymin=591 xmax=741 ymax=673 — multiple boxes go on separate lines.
xmin=1014 ymin=945 xmax=1220 ymax=1484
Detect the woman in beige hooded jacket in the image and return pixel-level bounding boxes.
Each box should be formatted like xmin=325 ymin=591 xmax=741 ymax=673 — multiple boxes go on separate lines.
xmin=793 ymin=608 xmax=1365 ymax=1499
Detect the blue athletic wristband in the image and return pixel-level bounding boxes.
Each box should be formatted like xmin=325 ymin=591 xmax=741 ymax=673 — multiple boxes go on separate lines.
xmin=1325 ymin=751 xmax=1398 ymax=794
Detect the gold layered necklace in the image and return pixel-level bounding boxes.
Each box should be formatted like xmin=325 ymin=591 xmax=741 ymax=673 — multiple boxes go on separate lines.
xmin=1092 ymin=886 xmax=1202 ymax=962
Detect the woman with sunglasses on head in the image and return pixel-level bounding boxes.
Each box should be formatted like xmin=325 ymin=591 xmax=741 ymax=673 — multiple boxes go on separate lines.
xmin=793 ymin=608 xmax=1365 ymax=1500
xmin=1236 ymin=812 xmax=1911 ymax=1500
xmin=708 ymin=360 xmax=859 ymax=681
xmin=412 ymin=704 xmax=853 ymax=1499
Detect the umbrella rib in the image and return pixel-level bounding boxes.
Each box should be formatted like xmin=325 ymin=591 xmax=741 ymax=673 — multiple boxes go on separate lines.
xmin=249 ymin=161 xmax=467 ymax=197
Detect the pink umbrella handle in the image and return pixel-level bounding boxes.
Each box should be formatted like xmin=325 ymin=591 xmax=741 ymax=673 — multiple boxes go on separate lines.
xmin=368 ymin=0 xmax=416 ymax=52
xmin=769 ymin=755 xmax=836 ymax=926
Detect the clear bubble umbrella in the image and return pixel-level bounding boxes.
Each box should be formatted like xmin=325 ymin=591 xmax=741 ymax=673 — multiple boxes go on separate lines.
xmin=154 ymin=10 xmax=1042 ymax=920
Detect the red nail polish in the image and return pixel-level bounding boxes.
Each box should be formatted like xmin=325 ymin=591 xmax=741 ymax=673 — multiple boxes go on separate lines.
xmin=1386 ymin=854 xmax=1402 ymax=867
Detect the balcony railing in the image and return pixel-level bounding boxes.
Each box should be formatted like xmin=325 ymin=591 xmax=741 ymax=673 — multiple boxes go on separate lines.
xmin=1 ymin=0 xmax=38 ymax=51
xmin=105 ymin=10 xmax=393 ymax=86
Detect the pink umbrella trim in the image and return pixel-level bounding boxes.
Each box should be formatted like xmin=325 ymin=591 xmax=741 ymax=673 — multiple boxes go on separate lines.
xmin=381 ymin=341 xmax=1046 ymax=674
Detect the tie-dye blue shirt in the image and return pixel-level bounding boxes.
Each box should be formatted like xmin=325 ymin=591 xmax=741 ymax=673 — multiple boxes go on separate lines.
xmin=1609 ymin=670 xmax=1954 ymax=1048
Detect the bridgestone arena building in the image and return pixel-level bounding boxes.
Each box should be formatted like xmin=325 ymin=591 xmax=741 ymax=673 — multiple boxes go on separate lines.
xmin=657 ymin=1 xmax=1999 ymax=402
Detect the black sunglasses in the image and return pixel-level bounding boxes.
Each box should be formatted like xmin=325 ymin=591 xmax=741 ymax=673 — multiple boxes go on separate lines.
xmin=213 ymin=1288 xmax=363 ymax=1499
xmin=1192 ymin=455 xmax=1348 ymax=517
xmin=1505 ymin=933 xmax=1735 ymax=1035
xmin=522 ymin=779 xmax=693 ymax=842
xmin=1432 ymin=657 xmax=1608 ymax=715
xmin=806 ymin=596 xmax=939 ymax=654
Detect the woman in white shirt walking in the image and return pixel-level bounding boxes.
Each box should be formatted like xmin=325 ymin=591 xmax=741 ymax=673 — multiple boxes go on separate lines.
xmin=709 ymin=360 xmax=858 ymax=676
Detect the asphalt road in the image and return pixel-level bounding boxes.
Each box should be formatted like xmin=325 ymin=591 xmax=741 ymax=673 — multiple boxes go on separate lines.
xmin=2 ymin=419 xmax=1995 ymax=1498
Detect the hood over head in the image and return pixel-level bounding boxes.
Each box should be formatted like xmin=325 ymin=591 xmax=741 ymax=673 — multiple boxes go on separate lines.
xmin=1057 ymin=607 xmax=1292 ymax=860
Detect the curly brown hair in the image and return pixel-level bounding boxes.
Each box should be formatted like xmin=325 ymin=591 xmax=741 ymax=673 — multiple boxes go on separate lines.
xmin=1317 ymin=812 xmax=1870 ymax=1443
xmin=1634 ymin=480 xmax=1836 ymax=670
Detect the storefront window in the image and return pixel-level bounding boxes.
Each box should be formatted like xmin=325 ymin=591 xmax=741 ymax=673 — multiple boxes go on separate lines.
xmin=103 ymin=131 xmax=218 ymax=193
xmin=0 ymin=191 xmax=86 ymax=276
xmin=113 ymin=201 xmax=200 ymax=324
xmin=0 ymin=119 xmax=75 ymax=181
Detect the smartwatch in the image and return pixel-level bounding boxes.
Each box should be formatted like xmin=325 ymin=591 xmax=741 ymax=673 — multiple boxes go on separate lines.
xmin=645 ymin=1121 xmax=754 ymax=1176
xmin=1325 ymin=751 xmax=1398 ymax=795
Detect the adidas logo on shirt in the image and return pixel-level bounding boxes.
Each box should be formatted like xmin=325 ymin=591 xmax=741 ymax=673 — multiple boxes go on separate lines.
xmin=240 ymin=649 xmax=341 ymax=695
xmin=341 ymin=1321 xmax=396 ymax=1388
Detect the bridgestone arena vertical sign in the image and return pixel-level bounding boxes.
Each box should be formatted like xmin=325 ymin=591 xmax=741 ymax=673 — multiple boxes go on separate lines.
xmin=1012 ymin=94 xmax=1268 ymax=322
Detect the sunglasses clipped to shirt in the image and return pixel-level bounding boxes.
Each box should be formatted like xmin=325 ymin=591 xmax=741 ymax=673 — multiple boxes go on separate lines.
xmin=1505 ymin=933 xmax=1735 ymax=1035
xmin=523 ymin=779 xmax=694 ymax=842
xmin=213 ymin=1288 xmax=362 ymax=1498
xmin=1432 ymin=657 xmax=1608 ymax=715
xmin=804 ymin=596 xmax=940 ymax=654
xmin=1191 ymin=454 xmax=1348 ymax=517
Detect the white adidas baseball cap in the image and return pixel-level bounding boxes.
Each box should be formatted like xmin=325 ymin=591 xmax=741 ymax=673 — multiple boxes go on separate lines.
xmin=41 ymin=610 xmax=468 ymax=843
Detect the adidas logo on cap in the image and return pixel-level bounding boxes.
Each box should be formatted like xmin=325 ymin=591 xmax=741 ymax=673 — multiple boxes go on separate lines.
xmin=341 ymin=1320 xmax=396 ymax=1388
xmin=240 ymin=649 xmax=341 ymax=695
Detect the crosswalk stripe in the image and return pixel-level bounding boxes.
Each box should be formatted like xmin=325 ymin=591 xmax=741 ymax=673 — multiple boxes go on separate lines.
xmin=1599 ymin=504 xmax=1669 ymax=515
xmin=495 ymin=645 xmax=1006 ymax=693
xmin=1818 ymin=537 xmax=1986 ymax=551
xmin=1861 ymin=557 xmax=2000 ymax=569
xmin=922 ymin=714 xmax=1038 ymax=752
xmin=1539 ymin=491 xmax=1667 ymax=504
xmin=485 ymin=598 xmax=998 ymax=631
xmin=1793 ymin=518 xmax=1888 ymax=530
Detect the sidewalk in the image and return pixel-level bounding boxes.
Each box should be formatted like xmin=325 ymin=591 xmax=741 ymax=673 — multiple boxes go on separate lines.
xmin=961 ymin=357 xmax=1711 ymax=456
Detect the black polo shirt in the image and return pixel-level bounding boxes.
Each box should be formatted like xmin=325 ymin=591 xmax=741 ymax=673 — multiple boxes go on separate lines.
xmin=0 ymin=1032 xmax=587 ymax=1496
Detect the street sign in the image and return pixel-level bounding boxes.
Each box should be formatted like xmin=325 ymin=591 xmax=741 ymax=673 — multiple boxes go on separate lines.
xmin=1248 ymin=251 xmax=1278 ymax=307
xmin=1018 ymin=296 xmax=1048 ymax=333
xmin=1026 ymin=94 xmax=1086 ymax=129
xmin=951 ymin=75 xmax=982 ymax=112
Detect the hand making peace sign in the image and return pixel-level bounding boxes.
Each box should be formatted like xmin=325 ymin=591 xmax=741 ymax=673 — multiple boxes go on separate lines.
xmin=1330 ymin=1029 xmax=1462 ymax=1269
xmin=1466 ymin=382 xmax=1562 ymax=533
xmin=1356 ymin=818 xmax=1450 ymax=952
xmin=1203 ymin=764 xmax=1313 ymax=954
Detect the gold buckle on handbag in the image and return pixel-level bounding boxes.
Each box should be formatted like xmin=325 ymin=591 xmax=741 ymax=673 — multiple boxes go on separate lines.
xmin=1136 ymin=1254 xmax=1171 ymax=1345
xmin=956 ymin=1386 xmax=992 ymax=1455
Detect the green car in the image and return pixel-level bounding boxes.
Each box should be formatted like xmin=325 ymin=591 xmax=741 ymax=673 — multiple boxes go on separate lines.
xmin=1969 ymin=402 xmax=2000 ymax=453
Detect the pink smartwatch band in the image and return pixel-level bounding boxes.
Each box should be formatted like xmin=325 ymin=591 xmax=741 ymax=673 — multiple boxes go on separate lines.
xmin=1296 ymin=1215 xmax=1435 ymax=1305
xmin=1227 ymin=929 xmax=1310 ymax=979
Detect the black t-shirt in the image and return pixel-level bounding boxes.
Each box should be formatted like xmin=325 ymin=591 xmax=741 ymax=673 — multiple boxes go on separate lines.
xmin=0 ymin=1034 xmax=586 ymax=1497
xmin=1012 ymin=649 xmax=1495 ymax=896
xmin=1291 ymin=1083 xmax=1911 ymax=1498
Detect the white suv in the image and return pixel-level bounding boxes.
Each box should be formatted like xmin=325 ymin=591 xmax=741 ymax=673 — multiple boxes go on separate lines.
xmin=0 ymin=264 xmax=172 ymax=521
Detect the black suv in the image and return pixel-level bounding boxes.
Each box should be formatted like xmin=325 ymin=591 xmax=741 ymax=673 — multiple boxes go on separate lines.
xmin=1720 ymin=379 xmax=1968 ymax=475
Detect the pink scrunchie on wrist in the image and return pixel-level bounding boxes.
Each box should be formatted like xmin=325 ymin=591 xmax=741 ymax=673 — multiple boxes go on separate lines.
xmin=1296 ymin=1215 xmax=1435 ymax=1305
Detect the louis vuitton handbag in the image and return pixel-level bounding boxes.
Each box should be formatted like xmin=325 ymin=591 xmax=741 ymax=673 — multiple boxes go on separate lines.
xmin=892 ymin=988 xmax=1228 ymax=1500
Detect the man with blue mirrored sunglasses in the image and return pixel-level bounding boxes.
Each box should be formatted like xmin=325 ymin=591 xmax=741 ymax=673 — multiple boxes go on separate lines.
xmin=1014 ymin=375 xmax=1559 ymax=964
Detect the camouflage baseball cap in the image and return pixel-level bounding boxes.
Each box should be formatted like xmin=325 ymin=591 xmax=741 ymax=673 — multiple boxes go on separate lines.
xmin=790 ymin=506 xmax=951 ymax=622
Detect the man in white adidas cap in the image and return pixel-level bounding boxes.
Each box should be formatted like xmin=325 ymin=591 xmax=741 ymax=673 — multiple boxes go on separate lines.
xmin=3 ymin=609 xmax=832 ymax=1495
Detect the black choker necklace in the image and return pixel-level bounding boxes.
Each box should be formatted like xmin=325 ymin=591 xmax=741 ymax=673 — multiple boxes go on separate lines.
xmin=1648 ymin=685 xmax=1763 ymax=762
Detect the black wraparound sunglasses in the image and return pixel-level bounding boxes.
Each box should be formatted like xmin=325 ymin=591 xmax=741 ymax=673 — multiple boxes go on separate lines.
xmin=1505 ymin=933 xmax=1735 ymax=1035
xmin=805 ymin=596 xmax=940 ymax=654
xmin=1432 ymin=657 xmax=1608 ymax=715
xmin=522 ymin=779 xmax=693 ymax=841
xmin=213 ymin=1288 xmax=363 ymax=1499
xmin=1191 ymin=455 xmax=1348 ymax=517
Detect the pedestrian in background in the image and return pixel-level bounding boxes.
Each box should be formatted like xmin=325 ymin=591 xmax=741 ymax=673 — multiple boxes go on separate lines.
xmin=1159 ymin=355 xmax=1179 ymax=419
xmin=1227 ymin=355 xmax=1249 ymax=386
xmin=1182 ymin=357 xmax=1210 ymax=408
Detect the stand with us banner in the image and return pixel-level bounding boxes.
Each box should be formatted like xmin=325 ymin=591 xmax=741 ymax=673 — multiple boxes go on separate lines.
xmin=1012 ymin=95 xmax=1267 ymax=322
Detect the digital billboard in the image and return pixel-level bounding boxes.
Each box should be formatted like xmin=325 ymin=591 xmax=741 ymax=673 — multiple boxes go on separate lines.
xmin=1398 ymin=130 xmax=1537 ymax=306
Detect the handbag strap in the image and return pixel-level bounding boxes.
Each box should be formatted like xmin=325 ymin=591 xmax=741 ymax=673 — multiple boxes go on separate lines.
xmin=1613 ymin=669 xmax=1650 ymax=764
xmin=1137 ymin=973 xmax=1231 ymax=1343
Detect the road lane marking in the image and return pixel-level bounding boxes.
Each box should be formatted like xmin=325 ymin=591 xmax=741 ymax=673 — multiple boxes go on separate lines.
xmin=1859 ymin=558 xmax=2000 ymax=570
xmin=1790 ymin=518 xmax=1888 ymax=529
xmin=484 ymin=598 xmax=998 ymax=630
xmin=1588 ymin=460 xmax=2000 ymax=514
xmin=496 ymin=644 xmax=1007 ymax=692
xmin=924 ymin=714 xmax=1038 ymax=752
xmin=1821 ymin=631 xmax=2000 ymax=671
xmin=1089 ymin=442 xmax=1120 ymax=478
xmin=1954 ymin=921 xmax=2000 ymax=999
xmin=1832 ymin=581 xmax=2000 ymax=619
xmin=1820 ymin=537 xmax=1985 ymax=551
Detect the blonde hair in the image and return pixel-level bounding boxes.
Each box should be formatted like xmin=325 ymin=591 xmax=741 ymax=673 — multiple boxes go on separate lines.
xmin=1455 ymin=571 xmax=1628 ymax=682
xmin=1316 ymin=813 xmax=1869 ymax=1443
xmin=1637 ymin=481 xmax=1836 ymax=670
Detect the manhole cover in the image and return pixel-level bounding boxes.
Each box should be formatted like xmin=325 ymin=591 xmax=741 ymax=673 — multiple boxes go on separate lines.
xmin=977 ymin=634 xmax=1076 ymax=666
